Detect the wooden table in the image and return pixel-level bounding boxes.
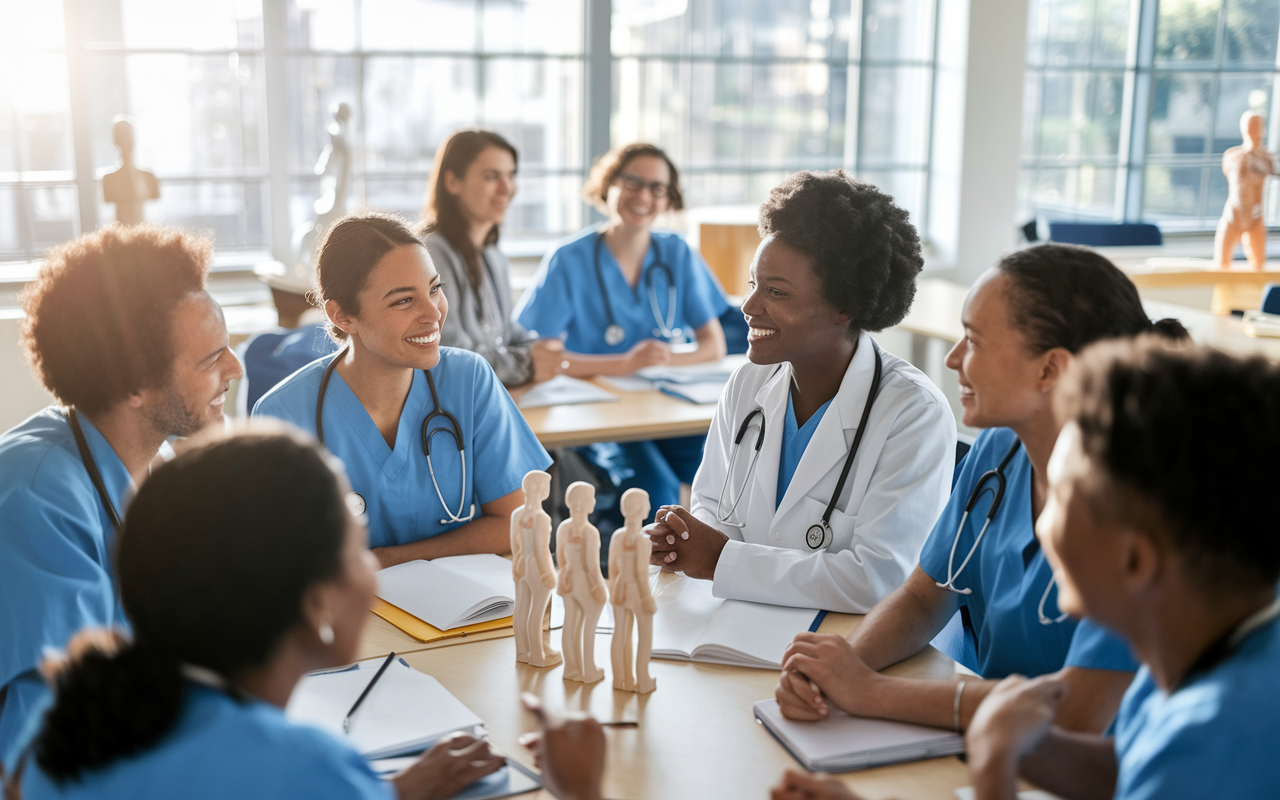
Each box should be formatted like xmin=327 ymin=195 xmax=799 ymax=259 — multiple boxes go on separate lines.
xmin=355 ymin=574 xmax=974 ymax=800
xmin=520 ymin=380 xmax=718 ymax=448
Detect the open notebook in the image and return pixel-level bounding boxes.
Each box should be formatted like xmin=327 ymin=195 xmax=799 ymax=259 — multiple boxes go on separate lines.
xmin=377 ymin=554 xmax=515 ymax=631
xmin=650 ymin=575 xmax=823 ymax=669
xmin=754 ymin=699 xmax=965 ymax=772
xmin=287 ymin=658 xmax=484 ymax=760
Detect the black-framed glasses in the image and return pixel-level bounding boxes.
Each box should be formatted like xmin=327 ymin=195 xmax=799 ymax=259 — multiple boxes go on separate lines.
xmin=617 ymin=173 xmax=670 ymax=199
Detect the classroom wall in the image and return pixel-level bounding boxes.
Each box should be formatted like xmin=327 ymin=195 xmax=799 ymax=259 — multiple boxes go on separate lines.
xmin=0 ymin=314 xmax=54 ymax=430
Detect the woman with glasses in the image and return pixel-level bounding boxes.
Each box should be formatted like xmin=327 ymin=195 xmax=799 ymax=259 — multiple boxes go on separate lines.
xmin=513 ymin=143 xmax=729 ymax=521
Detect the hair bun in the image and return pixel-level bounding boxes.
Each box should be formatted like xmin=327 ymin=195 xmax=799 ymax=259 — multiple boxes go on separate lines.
xmin=1150 ymin=317 xmax=1190 ymax=342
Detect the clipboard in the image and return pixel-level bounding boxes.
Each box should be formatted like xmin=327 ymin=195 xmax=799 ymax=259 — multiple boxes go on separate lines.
xmin=371 ymin=597 xmax=514 ymax=644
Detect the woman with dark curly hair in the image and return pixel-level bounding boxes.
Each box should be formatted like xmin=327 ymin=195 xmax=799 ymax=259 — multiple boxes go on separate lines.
xmin=771 ymin=243 xmax=1189 ymax=744
xmin=645 ymin=170 xmax=956 ymax=612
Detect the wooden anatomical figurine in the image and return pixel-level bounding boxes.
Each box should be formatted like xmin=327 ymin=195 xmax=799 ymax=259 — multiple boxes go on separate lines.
xmin=556 ymin=482 xmax=607 ymax=683
xmin=610 ymin=488 xmax=657 ymax=693
xmin=512 ymin=470 xmax=561 ymax=667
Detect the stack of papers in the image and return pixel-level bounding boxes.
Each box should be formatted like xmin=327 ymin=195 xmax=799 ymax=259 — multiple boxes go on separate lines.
xmin=637 ymin=354 xmax=750 ymax=384
xmin=650 ymin=575 xmax=822 ymax=669
xmin=377 ymin=555 xmax=515 ymax=631
xmin=287 ymin=658 xmax=484 ymax=759
xmin=753 ymin=699 xmax=965 ymax=772
xmin=517 ymin=375 xmax=619 ymax=408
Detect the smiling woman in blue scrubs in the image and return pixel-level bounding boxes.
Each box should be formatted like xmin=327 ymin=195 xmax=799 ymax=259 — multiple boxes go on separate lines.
xmin=254 ymin=213 xmax=550 ymax=568
xmin=11 ymin=427 xmax=502 ymax=799
xmin=513 ymin=143 xmax=728 ymax=518
xmin=965 ymin=342 xmax=1280 ymax=800
xmin=775 ymin=245 xmax=1187 ymax=735
xmin=0 ymin=226 xmax=242 ymax=765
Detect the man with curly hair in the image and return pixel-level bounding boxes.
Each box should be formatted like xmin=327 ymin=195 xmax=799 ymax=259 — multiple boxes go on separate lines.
xmin=646 ymin=170 xmax=956 ymax=612
xmin=0 ymin=225 xmax=242 ymax=763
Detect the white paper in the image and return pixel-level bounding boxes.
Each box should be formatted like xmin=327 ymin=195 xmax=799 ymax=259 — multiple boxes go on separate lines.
xmin=517 ymin=375 xmax=618 ymax=409
xmin=754 ymin=700 xmax=965 ymax=772
xmin=377 ymin=555 xmax=515 ymax=630
xmin=955 ymin=789 xmax=1065 ymax=800
xmin=287 ymin=659 xmax=483 ymax=759
xmin=651 ymin=575 xmax=817 ymax=668
xmin=598 ymin=375 xmax=654 ymax=393
xmin=655 ymin=380 xmax=727 ymax=405
xmin=638 ymin=354 xmax=750 ymax=384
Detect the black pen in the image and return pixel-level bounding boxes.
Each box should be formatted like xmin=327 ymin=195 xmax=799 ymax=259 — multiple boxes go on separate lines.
xmin=344 ymin=652 xmax=395 ymax=734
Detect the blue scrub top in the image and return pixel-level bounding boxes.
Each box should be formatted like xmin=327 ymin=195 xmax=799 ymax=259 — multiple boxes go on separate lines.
xmin=918 ymin=427 xmax=1137 ymax=678
xmin=0 ymin=408 xmax=132 ymax=764
xmin=513 ymin=228 xmax=729 ymax=355
xmin=253 ymin=347 xmax=551 ymax=549
xmin=1113 ymin=606 xmax=1280 ymax=799
xmin=776 ymin=392 xmax=833 ymax=509
xmin=20 ymin=684 xmax=392 ymax=800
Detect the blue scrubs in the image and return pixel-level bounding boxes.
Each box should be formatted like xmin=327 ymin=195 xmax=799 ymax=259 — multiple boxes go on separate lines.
xmin=0 ymin=409 xmax=132 ymax=765
xmin=253 ymin=347 xmax=551 ymax=549
xmin=918 ymin=427 xmax=1137 ymax=678
xmin=1113 ymin=605 xmax=1280 ymax=799
xmin=513 ymin=229 xmax=729 ymax=517
xmin=20 ymin=684 xmax=391 ymax=799
xmin=776 ymin=393 xmax=833 ymax=509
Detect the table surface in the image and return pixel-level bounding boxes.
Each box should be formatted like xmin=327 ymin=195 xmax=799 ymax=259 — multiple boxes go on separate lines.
xmin=519 ymin=379 xmax=719 ymax=448
xmin=357 ymin=574 xmax=973 ymax=800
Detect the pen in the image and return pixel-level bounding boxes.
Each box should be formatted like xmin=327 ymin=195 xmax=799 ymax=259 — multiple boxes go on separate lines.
xmin=343 ymin=652 xmax=395 ymax=734
xmin=600 ymin=721 xmax=639 ymax=728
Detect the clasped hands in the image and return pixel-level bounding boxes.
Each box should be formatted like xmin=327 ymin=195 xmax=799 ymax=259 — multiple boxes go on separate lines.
xmin=644 ymin=505 xmax=729 ymax=580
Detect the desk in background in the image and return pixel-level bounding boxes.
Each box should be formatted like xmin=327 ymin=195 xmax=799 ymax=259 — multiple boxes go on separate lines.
xmin=520 ymin=379 xmax=718 ymax=448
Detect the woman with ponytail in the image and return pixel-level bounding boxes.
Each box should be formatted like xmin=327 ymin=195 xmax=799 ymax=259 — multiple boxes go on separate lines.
xmin=773 ymin=244 xmax=1189 ymax=739
xmin=8 ymin=425 xmax=502 ymax=799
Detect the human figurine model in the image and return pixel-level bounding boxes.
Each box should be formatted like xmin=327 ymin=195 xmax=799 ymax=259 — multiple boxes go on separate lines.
xmin=511 ymin=470 xmax=561 ymax=668
xmin=292 ymin=101 xmax=353 ymax=274
xmin=556 ymin=482 xmax=607 ymax=683
xmin=610 ymin=488 xmax=657 ymax=693
xmin=102 ymin=116 xmax=159 ymax=226
xmin=1215 ymin=110 xmax=1278 ymax=270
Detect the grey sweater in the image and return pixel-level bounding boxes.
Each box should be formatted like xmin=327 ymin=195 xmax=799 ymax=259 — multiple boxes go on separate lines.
xmin=425 ymin=232 xmax=534 ymax=387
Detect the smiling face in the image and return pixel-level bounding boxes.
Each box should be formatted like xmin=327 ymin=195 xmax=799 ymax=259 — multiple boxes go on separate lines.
xmin=444 ymin=145 xmax=517 ymax=232
xmin=740 ymin=235 xmax=848 ymax=366
xmin=1036 ymin=422 xmax=1132 ymax=627
xmin=328 ymin=244 xmax=448 ymax=371
xmin=944 ymin=270 xmax=1060 ymax=429
xmin=138 ymin=291 xmax=242 ymax=436
xmin=606 ymin=154 xmax=671 ymax=229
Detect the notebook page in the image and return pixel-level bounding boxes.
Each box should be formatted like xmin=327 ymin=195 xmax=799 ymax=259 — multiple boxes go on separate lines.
xmin=287 ymin=659 xmax=484 ymax=759
xmin=377 ymin=559 xmax=513 ymax=630
xmin=694 ymin=599 xmax=818 ymax=668
xmin=754 ymin=700 xmax=963 ymax=772
xmin=651 ymin=574 xmax=724 ymax=659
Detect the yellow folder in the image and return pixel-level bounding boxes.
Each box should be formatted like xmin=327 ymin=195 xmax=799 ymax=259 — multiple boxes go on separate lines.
xmin=371 ymin=598 xmax=513 ymax=644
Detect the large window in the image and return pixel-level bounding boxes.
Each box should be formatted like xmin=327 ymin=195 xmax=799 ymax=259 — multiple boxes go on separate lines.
xmin=3 ymin=0 xmax=940 ymax=261
xmin=1020 ymin=0 xmax=1280 ymax=229
xmin=612 ymin=0 xmax=937 ymax=224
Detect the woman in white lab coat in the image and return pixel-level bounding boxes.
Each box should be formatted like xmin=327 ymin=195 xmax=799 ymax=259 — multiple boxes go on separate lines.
xmin=647 ymin=171 xmax=956 ymax=613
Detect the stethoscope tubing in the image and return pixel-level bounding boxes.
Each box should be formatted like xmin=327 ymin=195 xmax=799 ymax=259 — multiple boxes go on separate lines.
xmin=316 ymin=349 xmax=475 ymax=525
xmin=593 ymin=232 xmax=680 ymax=344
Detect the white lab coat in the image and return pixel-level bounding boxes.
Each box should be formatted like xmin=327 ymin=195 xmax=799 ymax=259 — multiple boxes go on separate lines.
xmin=690 ymin=333 xmax=956 ymax=613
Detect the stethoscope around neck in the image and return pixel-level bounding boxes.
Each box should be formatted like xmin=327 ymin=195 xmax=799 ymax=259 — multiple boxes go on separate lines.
xmin=934 ymin=438 xmax=1069 ymax=626
xmin=715 ymin=342 xmax=883 ymax=551
xmin=68 ymin=408 xmax=124 ymax=535
xmin=593 ymin=231 xmax=681 ymax=346
xmin=316 ymin=349 xmax=475 ymax=526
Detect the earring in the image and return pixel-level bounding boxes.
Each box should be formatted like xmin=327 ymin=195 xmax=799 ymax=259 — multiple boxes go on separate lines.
xmin=318 ymin=621 xmax=335 ymax=645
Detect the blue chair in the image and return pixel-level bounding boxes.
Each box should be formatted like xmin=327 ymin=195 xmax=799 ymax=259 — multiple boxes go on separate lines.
xmin=1045 ymin=222 xmax=1162 ymax=247
xmin=720 ymin=304 xmax=749 ymax=355
xmin=236 ymin=323 xmax=339 ymax=415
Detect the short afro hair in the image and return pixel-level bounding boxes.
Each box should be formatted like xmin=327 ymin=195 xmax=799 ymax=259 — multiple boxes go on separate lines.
xmin=1058 ymin=337 xmax=1280 ymax=594
xmin=758 ymin=170 xmax=921 ymax=335
xmin=20 ymin=224 xmax=210 ymax=416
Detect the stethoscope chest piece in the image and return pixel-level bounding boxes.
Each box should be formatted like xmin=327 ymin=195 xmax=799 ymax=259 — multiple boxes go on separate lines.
xmin=345 ymin=492 xmax=367 ymax=517
xmin=805 ymin=522 xmax=833 ymax=550
xmin=605 ymin=324 xmax=626 ymax=347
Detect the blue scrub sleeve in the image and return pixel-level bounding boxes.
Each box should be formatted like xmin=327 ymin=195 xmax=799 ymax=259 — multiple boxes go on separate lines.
xmin=468 ymin=358 xmax=553 ymax=506
xmin=1064 ymin=617 xmax=1139 ymax=672
xmin=513 ymin=247 xmax=576 ymax=339
xmin=677 ymin=243 xmax=728 ymax=332
xmin=290 ymin=727 xmax=396 ymax=800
